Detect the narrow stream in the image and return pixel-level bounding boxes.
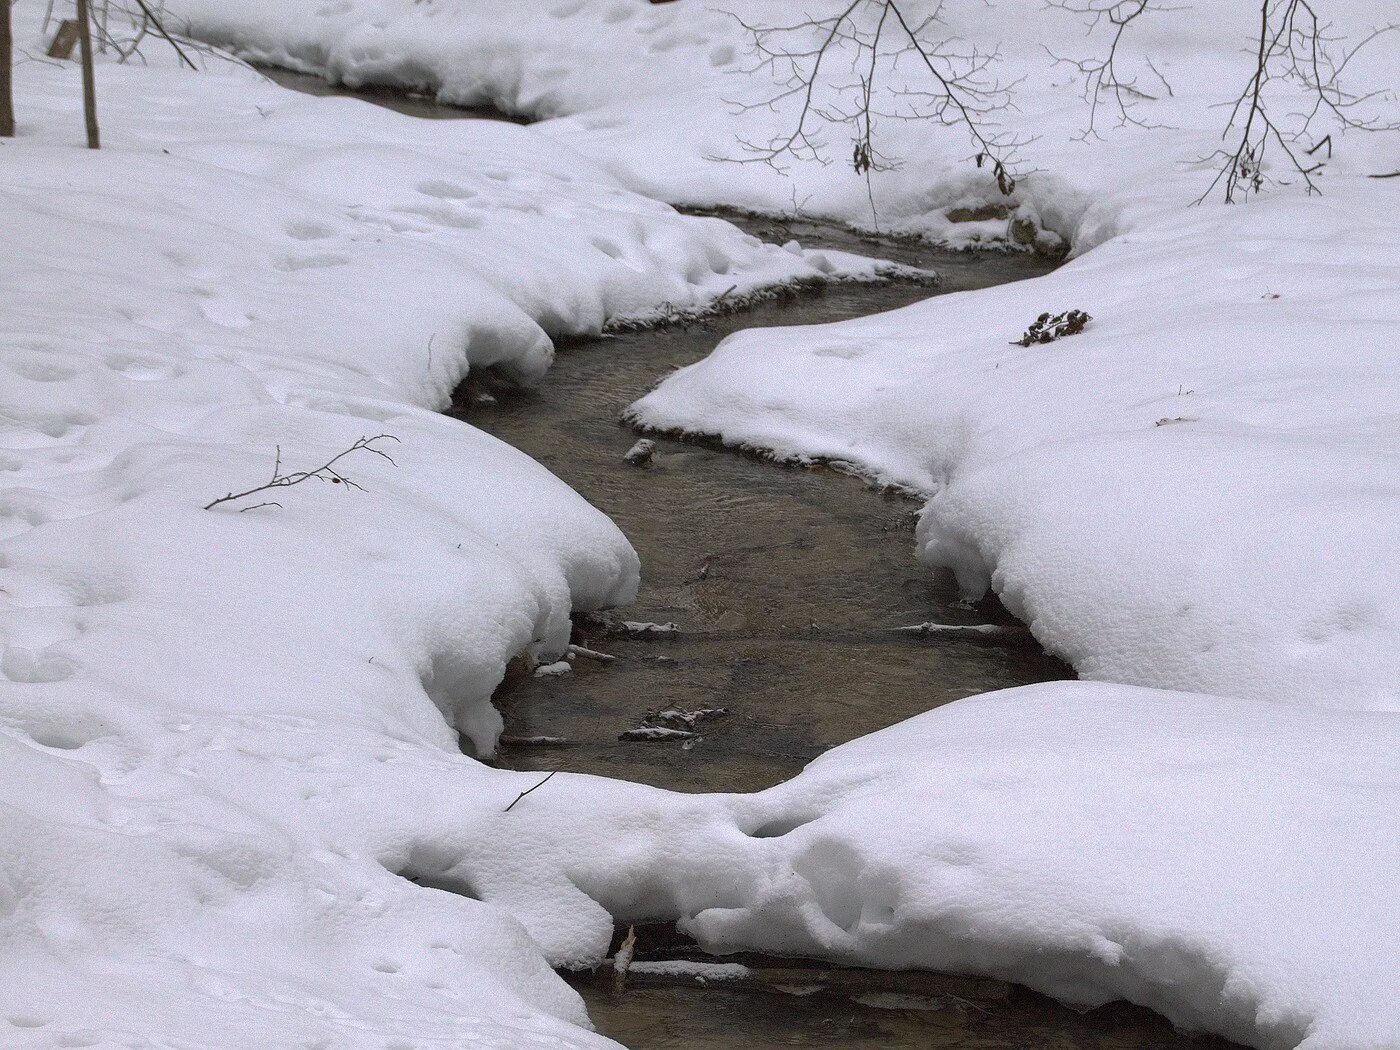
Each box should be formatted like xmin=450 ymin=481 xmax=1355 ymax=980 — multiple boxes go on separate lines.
xmin=458 ymin=225 xmax=1070 ymax=795
xmin=268 ymin=67 xmax=1235 ymax=1050
xmin=454 ymin=220 xmax=1228 ymax=1050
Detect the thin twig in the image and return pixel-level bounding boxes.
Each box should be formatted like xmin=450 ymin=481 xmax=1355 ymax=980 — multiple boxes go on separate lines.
xmin=719 ymin=0 xmax=1030 ymax=202
xmin=203 ymin=434 xmax=400 ymax=511
xmin=1194 ymin=0 xmax=1397 ymax=203
xmin=129 ymin=0 xmax=196 ymax=69
xmin=503 ymin=771 xmax=558 ymax=813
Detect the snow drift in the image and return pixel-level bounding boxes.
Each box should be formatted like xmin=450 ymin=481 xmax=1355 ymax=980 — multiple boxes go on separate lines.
xmin=5 ymin=2 xmax=1398 ymax=1048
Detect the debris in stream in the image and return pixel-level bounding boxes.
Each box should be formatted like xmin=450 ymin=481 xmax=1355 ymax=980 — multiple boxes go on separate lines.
xmin=533 ymin=659 xmax=572 ymax=677
xmin=498 ymin=735 xmax=572 ymax=748
xmin=621 ymin=706 xmax=729 ymax=742
xmin=854 ymin=991 xmax=988 ymax=1015
xmin=616 ymin=959 xmax=751 ymax=984
xmin=619 ymin=620 xmax=680 ymax=637
xmin=623 ymin=438 xmax=656 ymax=466
xmin=612 ymin=926 xmax=637 ymax=995
xmin=578 ymin=612 xmax=682 ymax=638
xmin=591 ymin=957 xmax=1010 ymax=1003
xmin=567 ymin=643 xmax=615 ymax=663
xmin=620 ymin=725 xmax=695 ymax=742
xmin=892 ymin=621 xmax=1010 ymax=637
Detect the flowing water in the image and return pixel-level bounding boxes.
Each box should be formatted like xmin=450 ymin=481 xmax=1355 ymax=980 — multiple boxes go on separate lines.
xmin=268 ymin=70 xmax=1235 ymax=1050
xmin=453 ymin=225 xmax=1229 ymax=1050
xmin=456 ymin=224 xmax=1069 ymax=795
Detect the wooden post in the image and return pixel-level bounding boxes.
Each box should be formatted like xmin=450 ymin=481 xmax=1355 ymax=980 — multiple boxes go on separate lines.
xmin=1 ymin=0 xmax=15 ymax=138
xmin=75 ymin=0 xmax=99 ymax=149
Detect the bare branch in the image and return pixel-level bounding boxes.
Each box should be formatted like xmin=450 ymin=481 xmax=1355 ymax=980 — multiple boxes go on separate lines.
xmin=1194 ymin=0 xmax=1399 ymax=203
xmin=203 ymin=435 xmax=401 ymax=512
xmin=503 ymin=771 xmax=558 ymax=813
xmin=1044 ymin=0 xmax=1183 ymax=140
xmin=718 ymin=0 xmax=1032 ymax=198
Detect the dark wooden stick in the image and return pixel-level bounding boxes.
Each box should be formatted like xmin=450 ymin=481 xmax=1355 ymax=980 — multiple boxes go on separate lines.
xmin=503 ymin=771 xmax=557 ymax=813
xmin=75 ymin=0 xmax=99 ymax=149
xmin=131 ymin=0 xmax=197 ymax=71
xmin=0 ymin=0 xmax=15 ymax=137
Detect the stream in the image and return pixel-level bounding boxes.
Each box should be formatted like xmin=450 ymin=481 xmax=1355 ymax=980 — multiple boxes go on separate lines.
xmin=267 ymin=66 xmax=1235 ymax=1050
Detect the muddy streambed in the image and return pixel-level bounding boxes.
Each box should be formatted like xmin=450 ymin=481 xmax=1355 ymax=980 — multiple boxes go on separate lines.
xmin=265 ymin=68 xmax=1236 ymax=1050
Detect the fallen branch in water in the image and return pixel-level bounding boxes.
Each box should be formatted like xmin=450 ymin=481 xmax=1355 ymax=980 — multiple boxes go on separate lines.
xmin=597 ymin=957 xmax=1010 ymax=1003
xmin=204 ymin=435 xmax=399 ymax=512
xmin=612 ymin=926 xmax=637 ymax=994
xmin=892 ymin=622 xmax=1010 ymax=637
xmin=568 ymin=643 xmax=616 ymax=663
xmin=498 ymin=735 xmax=572 ymax=748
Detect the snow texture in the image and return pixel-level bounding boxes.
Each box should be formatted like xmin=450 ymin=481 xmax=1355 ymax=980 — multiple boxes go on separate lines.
xmin=6 ymin=1 xmax=1399 ymax=1048
xmin=0 ymin=15 xmax=872 ymax=1048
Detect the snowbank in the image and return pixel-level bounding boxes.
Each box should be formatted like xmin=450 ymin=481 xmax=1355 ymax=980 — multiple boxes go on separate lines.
xmin=7 ymin=4 xmax=1398 ymax=1049
xmin=633 ymin=179 xmax=1400 ymax=710
xmin=0 ymin=27 xmax=872 ymax=1048
xmin=715 ymin=683 xmax=1400 ymax=1050
xmin=167 ymin=0 xmax=1395 ymax=247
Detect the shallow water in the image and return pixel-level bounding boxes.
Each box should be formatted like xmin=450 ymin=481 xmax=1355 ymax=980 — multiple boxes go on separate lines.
xmin=258 ymin=66 xmax=529 ymax=122
xmin=451 ymin=222 xmax=1233 ymax=1049
xmin=266 ymin=69 xmax=1236 ymax=1050
xmin=571 ymin=974 xmax=1229 ymax=1050
xmin=454 ymin=223 xmax=1070 ymax=794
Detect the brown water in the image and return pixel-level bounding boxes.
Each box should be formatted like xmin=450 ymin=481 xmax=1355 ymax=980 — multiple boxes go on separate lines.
xmin=264 ymin=69 xmax=1235 ymax=1050
xmin=258 ymin=66 xmax=529 ymax=122
xmin=454 ymin=221 xmax=1070 ymax=794
xmin=450 ymin=226 xmax=1231 ymax=1049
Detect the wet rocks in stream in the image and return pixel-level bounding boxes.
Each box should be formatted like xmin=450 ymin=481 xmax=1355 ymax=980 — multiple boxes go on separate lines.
xmin=620 ymin=706 xmax=730 ymax=744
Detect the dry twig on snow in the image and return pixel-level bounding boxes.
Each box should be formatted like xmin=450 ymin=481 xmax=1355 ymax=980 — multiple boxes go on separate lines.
xmin=203 ymin=434 xmax=400 ymax=512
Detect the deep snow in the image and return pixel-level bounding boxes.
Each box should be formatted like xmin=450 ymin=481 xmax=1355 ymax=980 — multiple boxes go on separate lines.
xmin=0 ymin=20 xmax=881 ymax=1049
xmin=6 ymin=1 xmax=1399 ymax=1048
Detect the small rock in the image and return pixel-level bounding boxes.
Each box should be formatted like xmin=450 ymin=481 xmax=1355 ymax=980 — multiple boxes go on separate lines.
xmin=623 ymin=439 xmax=656 ymax=467
xmin=946 ymin=202 xmax=1011 ymax=223
xmin=533 ymin=660 xmax=572 ymax=678
xmin=1009 ymin=216 xmax=1038 ymax=246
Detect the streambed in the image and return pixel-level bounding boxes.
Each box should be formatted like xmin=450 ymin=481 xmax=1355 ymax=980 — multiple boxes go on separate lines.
xmin=265 ymin=66 xmax=1234 ymax=1050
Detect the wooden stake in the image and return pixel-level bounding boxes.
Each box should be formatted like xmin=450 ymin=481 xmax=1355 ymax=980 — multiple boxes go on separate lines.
xmin=1 ymin=0 xmax=15 ymax=138
xmin=75 ymin=0 xmax=99 ymax=149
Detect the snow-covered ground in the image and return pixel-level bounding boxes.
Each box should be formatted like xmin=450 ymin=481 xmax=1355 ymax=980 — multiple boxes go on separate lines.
xmin=0 ymin=17 xmax=881 ymax=1049
xmin=634 ymin=180 xmax=1400 ymax=710
xmin=6 ymin=1 xmax=1399 ymax=1048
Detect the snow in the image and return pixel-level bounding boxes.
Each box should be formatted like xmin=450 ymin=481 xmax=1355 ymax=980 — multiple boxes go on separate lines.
xmin=409 ymin=682 xmax=1400 ymax=1049
xmin=0 ymin=13 xmax=879 ymax=1047
xmin=6 ymin=2 xmax=1399 ymax=1049
xmin=710 ymin=683 xmax=1400 ymax=1049
xmin=165 ymin=0 xmax=1395 ymax=245
xmin=634 ymin=180 xmax=1400 ymax=710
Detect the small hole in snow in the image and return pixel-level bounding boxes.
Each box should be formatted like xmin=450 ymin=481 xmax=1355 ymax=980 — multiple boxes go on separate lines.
xmin=747 ymin=814 xmax=817 ymax=839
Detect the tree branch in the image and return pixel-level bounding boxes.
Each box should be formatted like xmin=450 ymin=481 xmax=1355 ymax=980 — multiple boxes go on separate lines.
xmin=204 ymin=434 xmax=400 ymax=512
